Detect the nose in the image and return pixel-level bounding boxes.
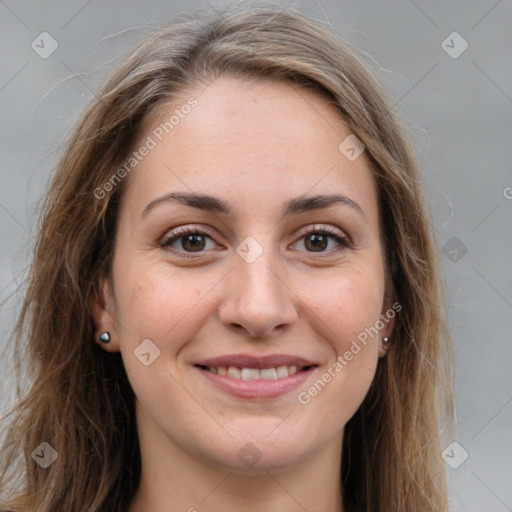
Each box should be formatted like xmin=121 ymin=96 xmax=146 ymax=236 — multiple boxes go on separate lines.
xmin=218 ymin=252 xmax=298 ymax=339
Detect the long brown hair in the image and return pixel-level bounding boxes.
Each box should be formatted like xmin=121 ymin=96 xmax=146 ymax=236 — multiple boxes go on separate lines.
xmin=0 ymin=5 xmax=454 ymax=511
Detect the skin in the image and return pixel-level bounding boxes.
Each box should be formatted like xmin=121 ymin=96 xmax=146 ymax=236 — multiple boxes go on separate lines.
xmin=92 ymin=77 xmax=394 ymax=512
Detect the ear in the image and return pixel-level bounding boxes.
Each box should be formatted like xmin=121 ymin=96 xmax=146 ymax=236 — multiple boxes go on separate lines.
xmin=90 ymin=276 xmax=121 ymax=353
xmin=378 ymin=295 xmax=398 ymax=359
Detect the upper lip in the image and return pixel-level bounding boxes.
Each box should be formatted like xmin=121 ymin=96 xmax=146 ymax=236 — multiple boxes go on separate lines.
xmin=194 ymin=354 xmax=318 ymax=369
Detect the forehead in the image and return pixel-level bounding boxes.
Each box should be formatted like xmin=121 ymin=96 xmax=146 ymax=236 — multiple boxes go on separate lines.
xmin=119 ymin=77 xmax=379 ymax=226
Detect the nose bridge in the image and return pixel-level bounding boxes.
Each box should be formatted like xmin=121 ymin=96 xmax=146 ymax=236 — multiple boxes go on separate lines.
xmin=238 ymin=250 xmax=282 ymax=300
xmin=219 ymin=237 xmax=298 ymax=337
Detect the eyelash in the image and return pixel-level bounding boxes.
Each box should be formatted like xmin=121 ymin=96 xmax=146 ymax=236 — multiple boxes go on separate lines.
xmin=159 ymin=224 xmax=352 ymax=259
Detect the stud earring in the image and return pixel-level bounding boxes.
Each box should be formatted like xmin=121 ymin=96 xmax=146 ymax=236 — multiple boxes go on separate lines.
xmin=99 ymin=332 xmax=111 ymax=344
xmin=383 ymin=337 xmax=390 ymax=343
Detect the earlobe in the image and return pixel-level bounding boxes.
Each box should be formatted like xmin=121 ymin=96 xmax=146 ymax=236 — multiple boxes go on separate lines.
xmin=379 ymin=336 xmax=391 ymax=358
xmin=90 ymin=278 xmax=120 ymax=352
xmin=378 ymin=299 xmax=397 ymax=358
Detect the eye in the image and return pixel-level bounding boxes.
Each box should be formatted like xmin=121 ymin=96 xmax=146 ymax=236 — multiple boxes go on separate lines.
xmin=160 ymin=226 xmax=217 ymax=258
xmin=160 ymin=224 xmax=351 ymax=259
xmin=292 ymin=225 xmax=351 ymax=255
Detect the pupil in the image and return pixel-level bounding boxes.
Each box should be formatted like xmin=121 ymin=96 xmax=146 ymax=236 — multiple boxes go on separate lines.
xmin=307 ymin=234 xmax=327 ymax=252
xmin=183 ymin=234 xmax=205 ymax=251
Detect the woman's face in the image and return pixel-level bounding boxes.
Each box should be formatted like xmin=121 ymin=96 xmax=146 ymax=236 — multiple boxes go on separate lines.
xmin=94 ymin=77 xmax=394 ymax=472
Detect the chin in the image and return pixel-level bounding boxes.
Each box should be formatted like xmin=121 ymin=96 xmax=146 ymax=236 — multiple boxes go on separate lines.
xmin=197 ymin=423 xmax=317 ymax=474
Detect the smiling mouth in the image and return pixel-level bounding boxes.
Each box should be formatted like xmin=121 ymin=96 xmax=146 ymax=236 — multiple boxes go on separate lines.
xmin=195 ymin=364 xmax=315 ymax=380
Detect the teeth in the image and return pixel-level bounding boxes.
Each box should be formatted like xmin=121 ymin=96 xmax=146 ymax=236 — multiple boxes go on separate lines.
xmin=227 ymin=366 xmax=241 ymax=379
xmin=276 ymin=365 xmax=288 ymax=378
xmin=241 ymin=368 xmax=259 ymax=381
xmin=207 ymin=365 xmax=305 ymax=380
xmin=259 ymin=368 xmax=277 ymax=380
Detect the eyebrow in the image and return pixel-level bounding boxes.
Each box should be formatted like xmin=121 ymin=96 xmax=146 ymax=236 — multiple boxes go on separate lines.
xmin=141 ymin=191 xmax=367 ymax=221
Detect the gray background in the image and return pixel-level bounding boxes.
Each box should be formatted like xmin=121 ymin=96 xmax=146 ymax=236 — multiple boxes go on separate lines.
xmin=1 ymin=1 xmax=511 ymax=510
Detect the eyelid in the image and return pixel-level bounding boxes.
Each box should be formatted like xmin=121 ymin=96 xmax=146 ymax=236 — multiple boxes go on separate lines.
xmin=164 ymin=224 xmax=215 ymax=238
xmin=294 ymin=223 xmax=348 ymax=241
xmin=160 ymin=225 xmax=218 ymax=248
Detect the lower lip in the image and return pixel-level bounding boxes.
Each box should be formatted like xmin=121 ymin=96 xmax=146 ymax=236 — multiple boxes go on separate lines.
xmin=196 ymin=366 xmax=317 ymax=399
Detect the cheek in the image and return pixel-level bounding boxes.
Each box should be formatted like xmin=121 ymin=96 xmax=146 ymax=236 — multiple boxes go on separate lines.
xmin=332 ymin=273 xmax=383 ymax=340
xmin=309 ymin=262 xmax=385 ymax=345
xmin=112 ymin=261 xmax=214 ymax=405
xmin=113 ymin=259 xmax=216 ymax=350
xmin=298 ymin=269 xmax=384 ymax=419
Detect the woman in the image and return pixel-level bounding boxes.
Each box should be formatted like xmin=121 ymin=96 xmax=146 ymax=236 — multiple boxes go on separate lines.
xmin=0 ymin=5 xmax=454 ymax=511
